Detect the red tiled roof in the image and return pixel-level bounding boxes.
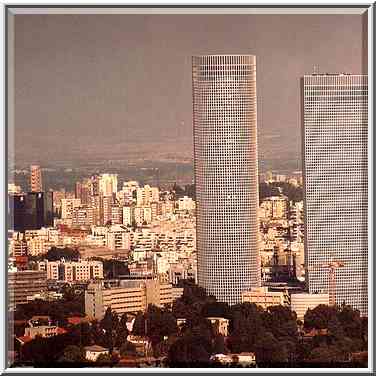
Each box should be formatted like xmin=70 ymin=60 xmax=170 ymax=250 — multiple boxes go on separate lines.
xmin=57 ymin=327 xmax=67 ymax=335
xmin=67 ymin=316 xmax=88 ymax=325
xmin=17 ymin=336 xmax=32 ymax=344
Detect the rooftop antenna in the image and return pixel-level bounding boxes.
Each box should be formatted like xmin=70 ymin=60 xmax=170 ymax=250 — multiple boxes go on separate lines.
xmin=313 ymin=65 xmax=319 ymax=75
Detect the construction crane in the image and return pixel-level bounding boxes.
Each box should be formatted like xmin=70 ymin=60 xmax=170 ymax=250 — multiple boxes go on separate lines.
xmin=304 ymin=259 xmax=345 ymax=306
xmin=320 ymin=260 xmax=345 ymax=306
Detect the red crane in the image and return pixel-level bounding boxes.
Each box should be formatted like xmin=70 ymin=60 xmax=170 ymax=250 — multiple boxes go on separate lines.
xmin=305 ymin=260 xmax=345 ymax=306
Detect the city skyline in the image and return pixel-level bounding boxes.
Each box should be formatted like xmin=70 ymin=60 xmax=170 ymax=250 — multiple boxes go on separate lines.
xmin=7 ymin=6 xmax=370 ymax=370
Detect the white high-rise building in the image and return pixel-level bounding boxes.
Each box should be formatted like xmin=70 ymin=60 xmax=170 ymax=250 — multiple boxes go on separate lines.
xmin=61 ymin=198 xmax=81 ymax=219
xmin=192 ymin=55 xmax=260 ymax=305
xmin=302 ymin=74 xmax=368 ymax=316
xmin=99 ymin=174 xmax=118 ymax=196
xmin=136 ymin=185 xmax=159 ymax=206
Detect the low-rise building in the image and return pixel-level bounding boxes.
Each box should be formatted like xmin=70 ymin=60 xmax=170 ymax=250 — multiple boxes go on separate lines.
xmin=39 ymin=259 xmax=103 ymax=282
xmin=8 ymin=270 xmax=47 ymax=309
xmin=290 ymin=292 xmax=329 ymax=321
xmin=25 ymin=325 xmax=59 ymax=339
xmin=85 ymin=345 xmax=109 ymax=362
xmin=26 ymin=291 xmax=63 ymax=302
xmin=241 ymin=286 xmax=286 ymax=309
xmin=210 ymin=352 xmax=256 ymax=366
xmin=23 ymin=315 xmax=66 ymax=339
xmin=85 ymin=279 xmax=183 ymax=320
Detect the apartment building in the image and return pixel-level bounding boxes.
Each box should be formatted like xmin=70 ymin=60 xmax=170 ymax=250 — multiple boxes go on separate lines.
xmin=85 ymin=279 xmax=183 ymax=320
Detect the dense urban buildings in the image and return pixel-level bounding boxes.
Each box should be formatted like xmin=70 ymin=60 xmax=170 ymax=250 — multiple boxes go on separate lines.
xmin=302 ymin=74 xmax=368 ymax=316
xmin=192 ymin=55 xmax=260 ymax=305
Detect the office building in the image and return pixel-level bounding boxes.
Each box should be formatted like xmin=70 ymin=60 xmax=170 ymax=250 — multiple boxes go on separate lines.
xmin=302 ymin=74 xmax=368 ymax=316
xmin=85 ymin=279 xmax=183 ymax=320
xmin=290 ymin=292 xmax=330 ymax=321
xmin=9 ymin=192 xmax=53 ymax=232
xmin=241 ymin=286 xmax=286 ymax=309
xmin=40 ymin=260 xmax=103 ymax=282
xmin=8 ymin=270 xmax=48 ymax=309
xmin=30 ymin=165 xmax=42 ymax=192
xmin=192 ymin=55 xmax=260 ymax=304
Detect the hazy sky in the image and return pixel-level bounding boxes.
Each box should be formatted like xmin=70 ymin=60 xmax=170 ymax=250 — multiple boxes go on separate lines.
xmin=13 ymin=13 xmax=366 ymax=165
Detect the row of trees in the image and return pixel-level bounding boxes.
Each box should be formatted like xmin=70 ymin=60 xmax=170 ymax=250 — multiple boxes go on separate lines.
xmin=171 ymin=183 xmax=195 ymax=200
xmin=165 ymin=282 xmax=299 ymax=366
xmin=15 ymin=281 xmax=367 ymax=368
xmin=14 ymin=285 xmax=85 ymax=325
xmin=169 ymin=281 xmax=367 ymax=367
xmin=89 ymin=257 xmax=129 ymax=279
xmin=29 ymin=246 xmax=80 ymax=262
xmin=173 ymin=182 xmax=301 ymax=203
xmin=259 ymin=181 xmax=303 ymax=203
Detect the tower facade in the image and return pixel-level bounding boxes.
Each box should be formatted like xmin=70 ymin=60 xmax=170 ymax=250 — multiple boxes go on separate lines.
xmin=302 ymin=74 xmax=368 ymax=316
xmin=30 ymin=165 xmax=42 ymax=192
xmin=192 ymin=55 xmax=260 ymax=305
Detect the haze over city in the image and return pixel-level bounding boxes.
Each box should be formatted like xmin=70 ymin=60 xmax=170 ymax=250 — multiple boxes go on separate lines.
xmin=13 ymin=13 xmax=365 ymax=169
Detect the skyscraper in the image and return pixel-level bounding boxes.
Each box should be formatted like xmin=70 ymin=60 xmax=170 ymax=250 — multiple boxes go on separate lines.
xmin=302 ymin=74 xmax=368 ymax=316
xmin=192 ymin=55 xmax=260 ymax=305
xmin=30 ymin=165 xmax=43 ymax=192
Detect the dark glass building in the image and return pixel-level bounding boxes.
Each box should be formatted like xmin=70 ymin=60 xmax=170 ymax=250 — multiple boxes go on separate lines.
xmin=8 ymin=192 xmax=54 ymax=231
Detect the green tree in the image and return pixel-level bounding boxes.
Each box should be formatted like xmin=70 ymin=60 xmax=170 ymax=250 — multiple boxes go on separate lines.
xmin=46 ymin=246 xmax=80 ymax=261
xmin=262 ymin=305 xmax=298 ymax=340
xmin=115 ymin=313 xmax=129 ymax=348
xmin=119 ymin=341 xmax=137 ymax=357
xmin=100 ymin=307 xmax=119 ymax=352
xmin=254 ymin=332 xmax=288 ymax=365
xmin=172 ymin=281 xmax=216 ymax=324
xmin=212 ymin=335 xmax=226 ymax=355
xmin=172 ymin=183 xmax=185 ymax=198
xmin=201 ymin=302 xmax=231 ymax=319
xmin=133 ymin=305 xmax=177 ymax=346
xmin=304 ymin=304 xmax=339 ymax=330
xmin=307 ymin=344 xmax=343 ymax=364
xmin=327 ymin=315 xmax=344 ymax=340
xmin=227 ymin=303 xmax=265 ymax=353
xmin=59 ymin=345 xmax=85 ymax=363
xmin=337 ymin=304 xmax=362 ymax=339
xmin=96 ymin=353 xmax=113 ymax=364
xmin=167 ymin=334 xmax=212 ymax=367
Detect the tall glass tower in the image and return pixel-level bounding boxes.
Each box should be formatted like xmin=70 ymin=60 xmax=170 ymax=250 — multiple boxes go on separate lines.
xmin=192 ymin=55 xmax=260 ymax=305
xmin=302 ymin=74 xmax=368 ymax=316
